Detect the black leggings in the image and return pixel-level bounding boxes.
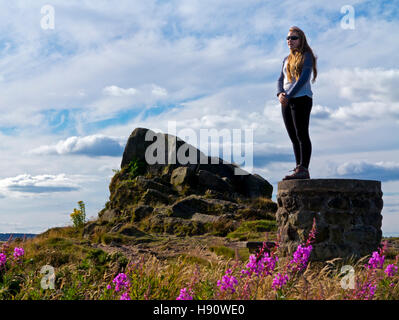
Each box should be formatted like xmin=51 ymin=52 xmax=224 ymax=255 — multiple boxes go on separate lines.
xmin=281 ymin=95 xmax=313 ymax=169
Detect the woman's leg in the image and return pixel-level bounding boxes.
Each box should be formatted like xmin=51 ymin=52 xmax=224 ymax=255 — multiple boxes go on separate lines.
xmin=290 ymin=96 xmax=313 ymax=169
xmin=281 ymin=101 xmax=301 ymax=167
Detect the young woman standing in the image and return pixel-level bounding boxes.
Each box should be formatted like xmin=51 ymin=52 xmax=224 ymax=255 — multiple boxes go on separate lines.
xmin=277 ymin=26 xmax=318 ymax=180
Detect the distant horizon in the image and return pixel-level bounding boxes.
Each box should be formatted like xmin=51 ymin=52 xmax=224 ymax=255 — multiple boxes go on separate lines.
xmin=0 ymin=233 xmax=38 ymax=241
xmin=0 ymin=232 xmax=38 ymax=235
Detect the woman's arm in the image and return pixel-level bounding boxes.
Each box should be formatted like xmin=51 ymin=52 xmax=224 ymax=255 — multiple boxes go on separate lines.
xmin=285 ymin=52 xmax=313 ymax=99
xmin=276 ymin=57 xmax=287 ymax=97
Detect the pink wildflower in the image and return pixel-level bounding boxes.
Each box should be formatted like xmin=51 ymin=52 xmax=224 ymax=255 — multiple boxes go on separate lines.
xmin=366 ymin=250 xmax=385 ymax=270
xmin=112 ymin=273 xmax=130 ymax=292
xmin=120 ymin=292 xmax=131 ymax=300
xmin=13 ymin=247 xmax=24 ymax=262
xmin=176 ymin=288 xmax=193 ymax=300
xmin=217 ymin=269 xmax=238 ymax=294
xmin=305 ymin=218 xmax=317 ymax=246
xmin=272 ymin=273 xmax=289 ymax=290
xmin=0 ymin=253 xmax=6 ymax=268
xmin=385 ymin=264 xmax=398 ymax=277
xmin=356 ymin=281 xmax=377 ymax=300
xmin=285 ymin=220 xmax=316 ymax=274
xmin=288 ymin=244 xmax=312 ymax=273
xmin=241 ymin=252 xmax=278 ymax=277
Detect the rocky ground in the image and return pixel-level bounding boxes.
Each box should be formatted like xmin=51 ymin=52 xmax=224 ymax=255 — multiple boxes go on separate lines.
xmin=89 ymin=234 xmax=249 ymax=264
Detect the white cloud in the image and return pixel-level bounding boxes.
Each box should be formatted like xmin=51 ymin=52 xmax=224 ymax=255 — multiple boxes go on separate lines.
xmin=327 ymin=68 xmax=399 ymax=103
xmin=311 ymin=104 xmax=333 ymax=119
xmin=0 ymin=174 xmax=80 ymax=197
xmin=30 ymin=135 xmax=125 ymax=157
xmin=335 ymin=160 xmax=399 ymax=182
xmin=152 ymin=84 xmax=168 ymax=97
xmin=303 ymin=67 xmax=399 ymax=129
xmin=103 ymin=85 xmax=138 ymax=97
xmin=331 ymin=100 xmax=399 ymax=122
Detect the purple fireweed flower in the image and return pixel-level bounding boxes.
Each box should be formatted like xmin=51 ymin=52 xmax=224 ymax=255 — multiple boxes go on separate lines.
xmin=241 ymin=252 xmax=278 ymax=277
xmin=289 ymin=244 xmax=312 ymax=273
xmin=176 ymin=288 xmax=193 ymax=300
xmin=262 ymin=253 xmax=278 ymax=276
xmin=357 ymin=282 xmax=377 ymax=300
xmin=1 ymin=241 xmax=10 ymax=255
xmin=385 ymin=264 xmax=398 ymax=277
xmin=217 ymin=269 xmax=238 ymax=294
xmin=366 ymin=250 xmax=385 ymax=270
xmin=353 ymin=276 xmax=378 ymax=300
xmin=306 ymin=218 xmax=317 ymax=246
xmin=112 ymin=273 xmax=130 ymax=292
xmin=120 ymin=292 xmax=131 ymax=300
xmin=106 ymin=284 xmax=112 ymax=290
xmin=13 ymin=247 xmax=24 ymax=261
xmin=272 ymin=273 xmax=289 ymax=290
xmin=0 ymin=253 xmax=6 ymax=268
xmin=368 ymin=283 xmax=377 ymax=298
xmin=241 ymin=255 xmax=259 ymax=276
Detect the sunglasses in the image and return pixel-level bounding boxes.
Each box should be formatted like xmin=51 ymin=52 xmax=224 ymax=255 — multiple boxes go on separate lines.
xmin=286 ymin=36 xmax=299 ymax=40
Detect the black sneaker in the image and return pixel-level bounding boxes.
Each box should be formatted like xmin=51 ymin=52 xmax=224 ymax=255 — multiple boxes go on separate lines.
xmin=282 ymin=165 xmax=310 ymax=180
xmin=282 ymin=165 xmax=298 ymax=180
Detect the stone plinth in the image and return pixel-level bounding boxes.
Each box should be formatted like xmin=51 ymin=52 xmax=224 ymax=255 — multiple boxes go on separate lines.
xmin=276 ymin=179 xmax=383 ymax=261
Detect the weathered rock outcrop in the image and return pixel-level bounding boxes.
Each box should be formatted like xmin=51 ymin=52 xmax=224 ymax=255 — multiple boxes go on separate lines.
xmin=85 ymin=128 xmax=277 ymax=239
xmin=276 ymin=179 xmax=383 ymax=261
xmin=121 ymin=127 xmax=273 ymax=199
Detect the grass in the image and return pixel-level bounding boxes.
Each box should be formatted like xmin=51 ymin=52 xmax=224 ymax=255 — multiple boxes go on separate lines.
xmin=2 ymin=236 xmax=399 ymax=300
xmin=226 ymin=220 xmax=277 ymax=241
xmin=176 ymin=254 xmax=212 ymax=268
xmin=209 ymin=245 xmax=249 ymax=262
xmin=237 ymin=196 xmax=277 ymax=213
xmin=1 ymin=219 xmax=399 ymax=300
xmin=209 ymin=245 xmax=235 ymax=259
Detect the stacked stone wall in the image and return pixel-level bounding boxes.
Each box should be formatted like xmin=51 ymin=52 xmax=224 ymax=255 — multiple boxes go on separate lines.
xmin=276 ymin=179 xmax=383 ymax=261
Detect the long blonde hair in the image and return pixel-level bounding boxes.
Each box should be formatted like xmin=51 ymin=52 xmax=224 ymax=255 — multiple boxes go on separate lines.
xmin=286 ymin=26 xmax=317 ymax=83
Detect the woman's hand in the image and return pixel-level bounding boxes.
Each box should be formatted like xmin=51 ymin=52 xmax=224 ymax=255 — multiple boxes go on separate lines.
xmin=279 ymin=93 xmax=289 ymax=107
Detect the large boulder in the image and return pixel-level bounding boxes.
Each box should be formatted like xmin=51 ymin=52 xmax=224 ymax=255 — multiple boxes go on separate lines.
xmin=120 ymin=127 xmax=273 ymax=199
xmin=86 ymin=127 xmax=278 ymax=239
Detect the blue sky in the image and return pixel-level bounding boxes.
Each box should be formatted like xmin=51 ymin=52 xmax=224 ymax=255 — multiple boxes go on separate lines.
xmin=0 ymin=0 xmax=398 ymax=235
